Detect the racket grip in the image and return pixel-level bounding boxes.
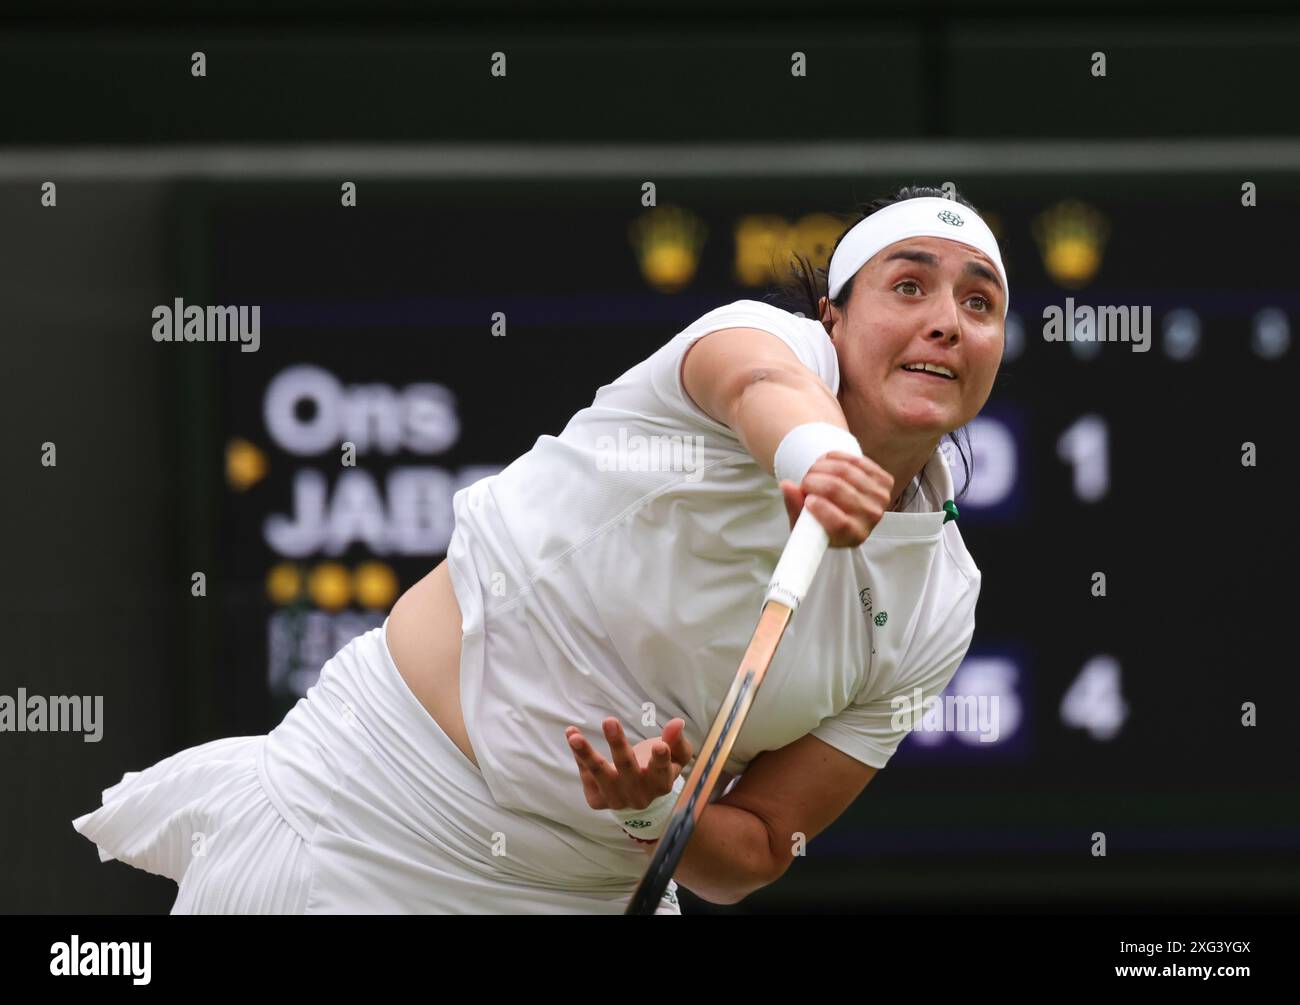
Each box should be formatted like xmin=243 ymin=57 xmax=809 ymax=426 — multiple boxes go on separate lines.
xmin=764 ymin=506 xmax=831 ymax=610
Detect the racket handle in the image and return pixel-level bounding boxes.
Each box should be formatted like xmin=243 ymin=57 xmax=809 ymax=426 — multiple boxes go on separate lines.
xmin=763 ymin=506 xmax=830 ymax=610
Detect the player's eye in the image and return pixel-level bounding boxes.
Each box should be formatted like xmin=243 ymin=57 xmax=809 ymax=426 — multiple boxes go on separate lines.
xmin=894 ymin=280 xmax=921 ymax=296
xmin=968 ymin=294 xmax=992 ymax=312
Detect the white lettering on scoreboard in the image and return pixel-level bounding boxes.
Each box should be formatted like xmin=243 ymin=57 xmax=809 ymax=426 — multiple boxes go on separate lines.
xmin=259 ymin=364 xmax=500 ymax=557
xmin=264 ymin=466 xmax=498 ymax=556
xmin=265 ymin=364 xmax=460 ymax=455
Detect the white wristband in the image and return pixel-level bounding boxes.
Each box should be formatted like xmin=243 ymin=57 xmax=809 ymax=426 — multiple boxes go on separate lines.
xmin=610 ymin=773 xmax=685 ymax=842
xmin=773 ymin=422 xmax=863 ymax=486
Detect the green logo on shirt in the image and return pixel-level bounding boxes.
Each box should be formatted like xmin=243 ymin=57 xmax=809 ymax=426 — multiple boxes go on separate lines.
xmin=874 ymin=611 xmax=888 ymax=627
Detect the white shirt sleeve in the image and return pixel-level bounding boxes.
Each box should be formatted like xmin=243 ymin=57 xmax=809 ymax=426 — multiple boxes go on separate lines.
xmin=808 ymin=579 xmax=981 ymax=770
xmin=646 ymin=300 xmax=840 ymax=434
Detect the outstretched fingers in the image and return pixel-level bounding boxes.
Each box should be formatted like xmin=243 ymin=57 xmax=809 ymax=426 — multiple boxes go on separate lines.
xmin=566 ymin=725 xmax=617 ymax=800
xmin=644 ymin=739 xmax=672 ymax=792
xmin=602 ymin=718 xmax=640 ymax=779
xmin=660 ymin=717 xmax=693 ymax=766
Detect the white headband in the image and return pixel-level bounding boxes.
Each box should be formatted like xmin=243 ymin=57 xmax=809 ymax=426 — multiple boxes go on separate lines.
xmin=827 ymin=196 xmax=1009 ymax=315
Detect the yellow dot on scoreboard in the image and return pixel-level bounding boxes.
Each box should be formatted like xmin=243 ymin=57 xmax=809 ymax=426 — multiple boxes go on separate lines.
xmin=225 ymin=438 xmax=268 ymax=491
xmin=265 ymin=562 xmax=303 ymax=605
xmin=308 ymin=562 xmax=352 ymax=611
xmin=354 ymin=561 xmax=399 ymax=609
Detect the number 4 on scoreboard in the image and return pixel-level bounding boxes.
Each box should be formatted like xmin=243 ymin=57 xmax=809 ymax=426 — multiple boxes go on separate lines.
xmin=1060 ymin=655 xmax=1129 ymax=741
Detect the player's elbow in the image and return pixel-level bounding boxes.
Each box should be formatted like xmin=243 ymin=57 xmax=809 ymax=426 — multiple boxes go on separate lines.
xmin=715 ymin=860 xmax=787 ymax=906
xmin=693 ymin=829 xmax=788 ymax=906
xmin=693 ymin=871 xmax=774 ymax=906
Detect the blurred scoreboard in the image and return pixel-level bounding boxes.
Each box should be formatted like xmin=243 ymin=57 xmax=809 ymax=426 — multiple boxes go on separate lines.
xmin=200 ymin=170 xmax=1298 ymax=873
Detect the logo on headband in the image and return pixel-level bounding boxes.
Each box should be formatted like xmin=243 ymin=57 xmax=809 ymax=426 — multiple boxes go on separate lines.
xmin=937 ymin=210 xmax=965 ymax=227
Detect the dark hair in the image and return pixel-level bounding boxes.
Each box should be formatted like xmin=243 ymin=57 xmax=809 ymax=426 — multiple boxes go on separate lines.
xmin=765 ymin=184 xmax=988 ymax=507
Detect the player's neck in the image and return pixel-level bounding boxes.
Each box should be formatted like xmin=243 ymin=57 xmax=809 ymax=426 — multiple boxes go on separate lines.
xmin=847 ymin=427 xmax=941 ymax=513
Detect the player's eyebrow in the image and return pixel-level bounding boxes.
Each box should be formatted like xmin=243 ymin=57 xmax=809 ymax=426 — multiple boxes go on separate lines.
xmin=884 ymin=249 xmax=1003 ymax=292
xmin=962 ymin=261 xmax=1003 ymax=292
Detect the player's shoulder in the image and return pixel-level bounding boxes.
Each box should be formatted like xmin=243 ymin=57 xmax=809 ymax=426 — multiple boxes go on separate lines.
xmin=940 ymin=522 xmax=982 ymax=591
xmin=932 ymin=523 xmax=981 ymax=646
xmin=682 ymin=298 xmax=820 ymax=336
xmin=678 ymin=299 xmax=838 ymax=388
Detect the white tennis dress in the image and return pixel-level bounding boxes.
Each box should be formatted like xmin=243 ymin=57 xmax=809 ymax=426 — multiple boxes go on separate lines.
xmin=73 ymin=298 xmax=981 ymax=914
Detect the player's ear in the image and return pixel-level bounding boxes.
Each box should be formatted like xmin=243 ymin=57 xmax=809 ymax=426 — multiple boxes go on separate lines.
xmin=819 ymin=296 xmax=841 ymax=342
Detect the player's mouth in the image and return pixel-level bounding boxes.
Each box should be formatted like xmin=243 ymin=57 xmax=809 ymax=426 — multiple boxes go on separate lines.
xmin=900 ymin=361 xmax=958 ymax=382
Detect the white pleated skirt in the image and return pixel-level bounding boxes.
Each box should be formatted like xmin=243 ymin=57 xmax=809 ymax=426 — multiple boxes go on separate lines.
xmin=72 ymin=623 xmax=682 ymax=915
xmin=73 ymin=735 xmax=314 ymax=914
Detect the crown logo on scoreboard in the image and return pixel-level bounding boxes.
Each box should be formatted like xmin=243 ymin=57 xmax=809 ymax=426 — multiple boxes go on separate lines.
xmin=1031 ymin=199 xmax=1111 ymax=289
xmin=629 ymin=205 xmax=708 ymax=293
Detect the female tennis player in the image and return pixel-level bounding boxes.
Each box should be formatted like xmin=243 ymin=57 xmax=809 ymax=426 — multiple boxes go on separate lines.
xmin=73 ymin=185 xmax=1006 ymax=913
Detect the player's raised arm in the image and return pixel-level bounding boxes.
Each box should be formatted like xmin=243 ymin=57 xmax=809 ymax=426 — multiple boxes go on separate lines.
xmin=682 ymin=326 xmax=896 ymax=548
xmin=682 ymin=326 xmax=844 ymax=476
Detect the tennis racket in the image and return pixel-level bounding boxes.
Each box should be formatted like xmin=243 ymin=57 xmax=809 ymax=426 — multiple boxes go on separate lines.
xmin=625 ymin=506 xmax=830 ymax=915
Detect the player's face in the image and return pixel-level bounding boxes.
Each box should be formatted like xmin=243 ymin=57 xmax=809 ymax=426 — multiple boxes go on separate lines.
xmin=826 ymin=235 xmax=1004 ymax=438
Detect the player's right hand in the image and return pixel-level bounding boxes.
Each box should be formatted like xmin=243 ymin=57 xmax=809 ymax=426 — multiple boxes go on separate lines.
xmin=780 ymin=450 xmax=895 ymax=548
